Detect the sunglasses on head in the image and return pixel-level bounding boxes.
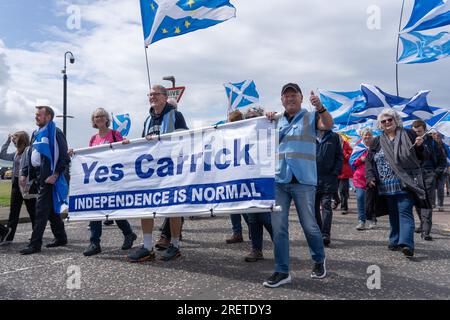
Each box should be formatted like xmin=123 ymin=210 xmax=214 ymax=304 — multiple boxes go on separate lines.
xmin=381 ymin=118 xmax=393 ymax=124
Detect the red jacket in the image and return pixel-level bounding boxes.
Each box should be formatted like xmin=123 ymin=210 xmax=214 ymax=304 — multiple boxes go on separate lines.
xmin=338 ymin=139 xmax=353 ymax=179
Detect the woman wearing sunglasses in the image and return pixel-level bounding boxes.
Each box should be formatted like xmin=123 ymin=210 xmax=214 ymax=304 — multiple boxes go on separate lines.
xmin=365 ymin=108 xmax=428 ymax=258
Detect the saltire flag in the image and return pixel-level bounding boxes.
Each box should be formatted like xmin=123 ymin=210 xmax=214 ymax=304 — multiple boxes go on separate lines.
xmin=349 ymin=139 xmax=369 ymax=171
xmin=398 ymin=31 xmax=450 ymax=64
xmin=112 ymin=113 xmax=132 ymax=137
xmin=140 ymin=0 xmax=236 ymax=46
xmin=402 ymin=0 xmax=450 ymax=33
xmin=318 ymin=90 xmax=367 ymax=125
xmin=32 ymin=121 xmax=69 ymax=214
xmin=224 ymin=80 xmax=259 ymax=112
xmin=358 ymin=84 xmax=434 ymax=120
xmin=403 ymin=106 xmax=448 ymax=128
xmin=334 ymin=120 xmax=381 ymax=139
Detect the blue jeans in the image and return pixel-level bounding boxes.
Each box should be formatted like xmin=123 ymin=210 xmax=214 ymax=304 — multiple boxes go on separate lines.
xmin=272 ymin=183 xmax=325 ymax=273
xmin=386 ymin=193 xmax=415 ymax=250
xmin=229 ymin=214 xmax=249 ymax=235
xmin=356 ymin=187 xmax=366 ymax=222
xmin=247 ymin=212 xmax=273 ymax=251
xmin=90 ymin=220 xmax=133 ymax=245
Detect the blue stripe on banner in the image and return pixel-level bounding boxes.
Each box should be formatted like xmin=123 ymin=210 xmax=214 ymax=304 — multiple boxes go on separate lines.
xmin=69 ymin=178 xmax=275 ymax=213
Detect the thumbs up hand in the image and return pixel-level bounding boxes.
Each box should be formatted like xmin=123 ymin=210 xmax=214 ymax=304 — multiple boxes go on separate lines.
xmin=310 ymin=91 xmax=324 ymax=111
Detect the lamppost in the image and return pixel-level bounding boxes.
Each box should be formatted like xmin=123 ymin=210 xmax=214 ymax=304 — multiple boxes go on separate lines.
xmin=163 ymin=76 xmax=176 ymax=88
xmin=59 ymin=51 xmax=75 ymax=138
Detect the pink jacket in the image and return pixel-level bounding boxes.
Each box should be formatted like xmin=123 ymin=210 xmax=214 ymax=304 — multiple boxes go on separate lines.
xmin=352 ymin=150 xmax=368 ymax=189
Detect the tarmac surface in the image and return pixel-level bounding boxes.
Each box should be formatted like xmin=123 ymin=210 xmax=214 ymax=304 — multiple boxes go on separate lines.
xmin=0 ymin=190 xmax=449 ymax=300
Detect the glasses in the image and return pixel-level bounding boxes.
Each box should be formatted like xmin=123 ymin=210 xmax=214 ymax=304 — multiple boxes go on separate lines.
xmin=380 ymin=118 xmax=394 ymax=125
xmin=94 ymin=115 xmax=106 ymax=119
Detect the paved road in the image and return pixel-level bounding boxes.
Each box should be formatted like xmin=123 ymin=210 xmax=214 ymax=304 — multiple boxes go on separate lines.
xmin=0 ymin=196 xmax=449 ymax=300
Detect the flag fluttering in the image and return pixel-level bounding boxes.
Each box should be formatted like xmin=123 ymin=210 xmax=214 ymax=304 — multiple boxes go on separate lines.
xmin=398 ymin=31 xmax=450 ymax=64
xmin=224 ymin=80 xmax=260 ymax=112
xmin=358 ymin=84 xmax=434 ymax=120
xmin=140 ymin=0 xmax=236 ymax=46
xmin=402 ymin=0 xmax=450 ymax=33
xmin=112 ymin=113 xmax=132 ymax=137
xmin=319 ymin=90 xmax=367 ymax=125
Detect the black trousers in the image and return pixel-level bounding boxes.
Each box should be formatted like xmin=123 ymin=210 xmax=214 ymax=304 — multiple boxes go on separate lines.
xmin=337 ymin=179 xmax=350 ymax=210
xmin=6 ymin=177 xmax=36 ymax=241
xmin=29 ymin=183 xmax=67 ymax=248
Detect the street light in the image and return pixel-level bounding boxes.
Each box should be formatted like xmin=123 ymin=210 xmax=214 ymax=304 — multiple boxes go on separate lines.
xmin=58 ymin=51 xmax=75 ymax=138
xmin=163 ymin=76 xmax=176 ymax=88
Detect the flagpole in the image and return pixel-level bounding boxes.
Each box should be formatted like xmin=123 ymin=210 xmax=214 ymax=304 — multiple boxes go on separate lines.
xmin=396 ymin=0 xmax=406 ymax=97
xmin=144 ymin=45 xmax=152 ymax=91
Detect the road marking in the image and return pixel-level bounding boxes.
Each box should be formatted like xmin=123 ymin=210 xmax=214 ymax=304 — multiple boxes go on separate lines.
xmin=0 ymin=258 xmax=74 ymax=276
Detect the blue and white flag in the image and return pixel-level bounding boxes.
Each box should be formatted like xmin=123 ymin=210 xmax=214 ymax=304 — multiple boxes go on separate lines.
xmin=434 ymin=111 xmax=450 ymax=137
xmin=349 ymin=139 xmax=369 ymax=171
xmin=33 ymin=121 xmax=69 ymax=214
xmin=398 ymin=31 xmax=450 ymax=64
xmin=112 ymin=113 xmax=131 ymax=137
xmin=224 ymin=80 xmax=260 ymax=111
xmin=140 ymin=0 xmax=236 ymax=46
xmin=319 ymin=90 xmax=367 ymax=125
xmin=358 ymin=84 xmax=434 ymax=120
xmin=402 ymin=0 xmax=450 ymax=33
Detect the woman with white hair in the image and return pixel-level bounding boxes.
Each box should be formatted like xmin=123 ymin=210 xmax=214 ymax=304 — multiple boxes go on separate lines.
xmin=349 ymin=127 xmax=375 ymax=231
xmin=365 ymin=108 xmax=428 ymax=257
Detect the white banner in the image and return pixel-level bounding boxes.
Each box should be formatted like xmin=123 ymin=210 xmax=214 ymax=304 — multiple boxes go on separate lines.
xmin=68 ymin=117 xmax=277 ymax=221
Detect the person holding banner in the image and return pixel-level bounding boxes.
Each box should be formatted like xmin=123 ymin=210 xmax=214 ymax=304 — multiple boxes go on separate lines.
xmin=19 ymin=106 xmax=69 ymax=255
xmin=75 ymin=108 xmax=138 ymax=256
xmin=128 ymin=85 xmax=188 ymax=263
xmin=263 ymin=83 xmax=333 ymax=288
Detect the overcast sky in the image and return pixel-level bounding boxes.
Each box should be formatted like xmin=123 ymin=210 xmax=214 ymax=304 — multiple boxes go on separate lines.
xmin=0 ymin=0 xmax=448 ymax=150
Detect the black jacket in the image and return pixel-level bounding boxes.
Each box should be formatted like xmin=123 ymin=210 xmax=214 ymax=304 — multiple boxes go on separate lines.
xmin=22 ymin=126 xmax=70 ymax=187
xmin=316 ymin=130 xmax=343 ymax=193
xmin=422 ymin=134 xmax=447 ymax=174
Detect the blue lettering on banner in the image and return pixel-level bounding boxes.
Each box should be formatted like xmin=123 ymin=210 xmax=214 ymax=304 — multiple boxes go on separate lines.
xmin=80 ymin=139 xmax=256 ymax=185
xmin=69 ymin=178 xmax=274 ymax=212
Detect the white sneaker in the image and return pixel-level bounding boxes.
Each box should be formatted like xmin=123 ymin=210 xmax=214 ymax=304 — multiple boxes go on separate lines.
xmin=367 ymin=220 xmax=377 ymax=229
xmin=356 ymin=221 xmax=366 ymax=231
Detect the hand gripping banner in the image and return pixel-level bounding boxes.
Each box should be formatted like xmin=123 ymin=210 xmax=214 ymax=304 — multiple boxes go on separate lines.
xmin=68 ymin=117 xmax=278 ymax=221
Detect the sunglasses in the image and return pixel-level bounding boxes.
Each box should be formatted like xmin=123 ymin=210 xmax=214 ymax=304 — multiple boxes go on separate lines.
xmin=380 ymin=118 xmax=394 ymax=125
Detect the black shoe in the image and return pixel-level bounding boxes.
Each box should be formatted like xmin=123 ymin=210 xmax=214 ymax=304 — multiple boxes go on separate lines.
xmin=414 ymin=227 xmax=422 ymax=234
xmin=388 ymin=244 xmax=401 ymax=251
xmin=263 ymin=272 xmax=292 ymax=288
xmin=311 ymin=259 xmax=327 ymax=279
xmin=341 ymin=209 xmax=348 ymax=215
xmin=422 ymin=234 xmax=433 ymax=241
xmin=45 ymin=238 xmax=67 ymax=248
xmin=121 ymin=233 xmax=137 ymax=250
xmin=83 ymin=243 xmax=102 ymax=256
xmin=20 ymin=245 xmax=41 ymax=255
xmin=104 ymin=220 xmax=114 ymax=226
xmin=402 ymin=247 xmax=414 ymax=257
xmin=323 ymin=236 xmax=331 ymax=247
